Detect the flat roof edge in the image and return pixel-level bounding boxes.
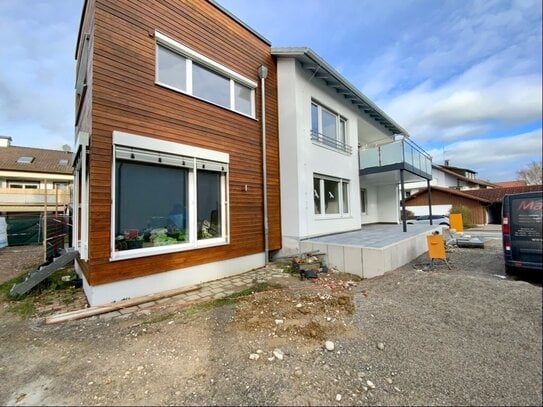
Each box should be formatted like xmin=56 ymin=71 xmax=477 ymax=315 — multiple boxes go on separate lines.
xmin=208 ymin=0 xmax=271 ymax=46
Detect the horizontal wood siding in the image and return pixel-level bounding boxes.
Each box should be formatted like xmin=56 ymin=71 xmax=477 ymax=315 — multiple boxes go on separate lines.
xmin=88 ymin=0 xmax=280 ymax=285
xmin=407 ymin=189 xmax=487 ymax=224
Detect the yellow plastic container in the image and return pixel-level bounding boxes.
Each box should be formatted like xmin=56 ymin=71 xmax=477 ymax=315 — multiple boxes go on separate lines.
xmin=427 ymin=234 xmax=446 ymax=260
xmin=449 ymin=213 xmax=463 ymax=232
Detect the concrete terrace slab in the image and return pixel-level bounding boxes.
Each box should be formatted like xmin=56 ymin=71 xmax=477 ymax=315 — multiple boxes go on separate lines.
xmin=306 ymin=224 xmax=443 ymax=248
xmin=300 ymin=224 xmax=444 ymax=279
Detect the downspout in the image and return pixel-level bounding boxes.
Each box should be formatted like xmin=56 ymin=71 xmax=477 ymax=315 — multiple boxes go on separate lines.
xmin=258 ymin=65 xmax=269 ymax=264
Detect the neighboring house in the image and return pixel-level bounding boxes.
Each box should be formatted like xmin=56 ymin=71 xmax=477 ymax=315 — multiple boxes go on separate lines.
xmin=73 ymin=0 xmax=281 ymax=305
xmin=405 ymin=184 xmax=543 ymax=225
xmin=464 ymin=185 xmax=543 ymax=224
xmin=406 ymin=162 xmax=496 ymax=197
xmin=273 ymin=47 xmax=432 ymax=254
xmin=405 ymin=186 xmax=491 ymax=225
xmin=0 ymin=136 xmax=73 ymax=215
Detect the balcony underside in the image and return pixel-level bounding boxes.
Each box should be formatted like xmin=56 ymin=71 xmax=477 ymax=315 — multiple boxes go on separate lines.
xmin=360 ymin=163 xmax=431 ymax=186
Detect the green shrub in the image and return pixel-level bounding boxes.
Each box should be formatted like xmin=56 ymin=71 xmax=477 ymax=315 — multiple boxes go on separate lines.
xmin=449 ymin=205 xmax=475 ymax=228
xmin=401 ymin=209 xmax=416 ymax=220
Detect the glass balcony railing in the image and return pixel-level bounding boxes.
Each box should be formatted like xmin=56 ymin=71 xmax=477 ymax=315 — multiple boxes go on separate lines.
xmin=359 ymin=138 xmax=432 ymax=179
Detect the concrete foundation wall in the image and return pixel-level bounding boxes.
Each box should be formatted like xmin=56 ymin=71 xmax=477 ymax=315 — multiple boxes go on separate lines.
xmin=299 ymin=227 xmax=440 ymax=279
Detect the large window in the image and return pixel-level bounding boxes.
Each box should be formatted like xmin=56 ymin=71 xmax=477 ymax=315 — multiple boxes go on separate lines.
xmin=310 ymin=101 xmax=351 ymax=154
xmin=155 ymin=33 xmax=256 ymax=117
xmin=115 ymin=160 xmax=189 ymax=252
xmin=313 ymin=174 xmax=350 ymax=217
xmin=112 ymin=138 xmax=228 ymax=259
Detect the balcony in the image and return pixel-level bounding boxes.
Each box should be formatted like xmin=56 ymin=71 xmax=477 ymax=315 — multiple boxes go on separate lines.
xmin=311 ymin=131 xmax=352 ymax=154
xmin=359 ymin=138 xmax=432 ymax=180
xmin=0 ymin=188 xmax=71 ymax=212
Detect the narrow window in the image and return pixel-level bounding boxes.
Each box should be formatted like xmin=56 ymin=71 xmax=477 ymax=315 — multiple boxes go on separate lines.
xmin=322 ymin=109 xmax=337 ymax=140
xmin=313 ymin=177 xmax=321 ymax=214
xmin=157 ymin=45 xmax=187 ymax=91
xmin=311 ymin=103 xmax=319 ymax=137
xmin=192 ymin=63 xmax=230 ymax=108
xmin=197 ymin=170 xmax=222 ymax=240
xmin=234 ymin=82 xmax=252 ymax=115
xmin=360 ymin=188 xmax=367 ymax=214
xmin=339 ymin=118 xmax=347 ymax=145
xmin=342 ymin=181 xmax=349 ymax=214
xmin=324 ymin=179 xmax=339 ymax=214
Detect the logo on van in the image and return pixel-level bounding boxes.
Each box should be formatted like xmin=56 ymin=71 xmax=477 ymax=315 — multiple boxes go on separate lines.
xmin=518 ymin=200 xmax=542 ymax=211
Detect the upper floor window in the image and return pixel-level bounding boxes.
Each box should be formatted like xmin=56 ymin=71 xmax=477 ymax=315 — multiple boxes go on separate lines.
xmin=310 ymin=101 xmax=351 ymax=154
xmin=155 ymin=32 xmax=256 ymax=118
xmin=8 ymin=181 xmax=39 ymax=189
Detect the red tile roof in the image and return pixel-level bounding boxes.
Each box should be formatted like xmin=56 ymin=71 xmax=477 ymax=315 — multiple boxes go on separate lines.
xmin=0 ymin=145 xmax=73 ymax=175
xmin=463 ymin=185 xmax=543 ymax=202
xmin=406 ymin=185 xmax=492 ymax=203
xmin=494 ymin=180 xmax=527 ymax=188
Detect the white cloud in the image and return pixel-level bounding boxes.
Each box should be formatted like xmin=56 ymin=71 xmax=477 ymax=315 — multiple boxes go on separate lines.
xmin=427 ymin=129 xmax=542 ymax=181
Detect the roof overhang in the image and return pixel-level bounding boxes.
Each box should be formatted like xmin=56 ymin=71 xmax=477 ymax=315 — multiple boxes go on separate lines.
xmin=271 ymin=47 xmax=409 ymax=136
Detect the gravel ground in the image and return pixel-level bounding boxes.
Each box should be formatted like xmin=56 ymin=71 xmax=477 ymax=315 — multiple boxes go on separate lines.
xmin=0 ymin=239 xmax=541 ymax=406
xmin=0 ymin=245 xmax=43 ymax=284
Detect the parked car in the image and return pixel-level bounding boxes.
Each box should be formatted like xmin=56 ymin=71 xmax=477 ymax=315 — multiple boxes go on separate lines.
xmin=502 ymin=191 xmax=543 ymax=274
xmin=406 ymin=215 xmax=450 ymax=226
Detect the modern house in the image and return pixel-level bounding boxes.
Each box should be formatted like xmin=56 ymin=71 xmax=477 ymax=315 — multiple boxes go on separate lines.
xmin=273 ymin=47 xmax=433 ymax=255
xmin=0 ymin=136 xmax=73 ymax=216
xmin=73 ymin=0 xmax=281 ymax=305
xmin=73 ymin=0 xmax=439 ymax=305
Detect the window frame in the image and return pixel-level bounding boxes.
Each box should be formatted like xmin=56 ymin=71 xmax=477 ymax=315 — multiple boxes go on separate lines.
xmin=155 ymin=32 xmax=257 ymax=119
xmin=110 ymin=131 xmax=229 ymax=261
xmin=310 ymin=100 xmax=351 ymax=154
xmin=7 ymin=180 xmax=39 ymax=189
xmin=313 ymin=174 xmax=351 ymax=218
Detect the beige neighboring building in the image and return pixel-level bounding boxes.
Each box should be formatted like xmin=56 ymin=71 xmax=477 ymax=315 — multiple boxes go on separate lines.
xmin=0 ymin=136 xmax=73 ymax=215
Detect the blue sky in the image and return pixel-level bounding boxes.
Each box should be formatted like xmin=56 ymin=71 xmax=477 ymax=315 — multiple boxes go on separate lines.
xmin=0 ymin=0 xmax=541 ymax=182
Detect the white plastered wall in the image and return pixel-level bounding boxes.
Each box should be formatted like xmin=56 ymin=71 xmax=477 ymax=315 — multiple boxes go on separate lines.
xmin=277 ymin=58 xmax=364 ymax=254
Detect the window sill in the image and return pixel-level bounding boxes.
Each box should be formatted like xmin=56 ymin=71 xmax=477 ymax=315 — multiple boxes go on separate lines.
xmin=314 ymin=215 xmax=352 ymax=220
xmin=110 ymin=238 xmax=228 ymax=262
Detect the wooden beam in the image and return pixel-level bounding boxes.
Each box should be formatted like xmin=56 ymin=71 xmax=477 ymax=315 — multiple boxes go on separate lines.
xmin=45 ymin=284 xmax=200 ymax=324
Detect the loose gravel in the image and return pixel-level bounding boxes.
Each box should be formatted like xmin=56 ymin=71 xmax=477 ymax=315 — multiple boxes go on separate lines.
xmin=0 ymin=239 xmax=541 ymax=406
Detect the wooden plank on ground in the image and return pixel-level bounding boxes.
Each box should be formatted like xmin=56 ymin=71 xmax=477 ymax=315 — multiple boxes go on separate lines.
xmin=45 ymin=284 xmax=200 ymax=324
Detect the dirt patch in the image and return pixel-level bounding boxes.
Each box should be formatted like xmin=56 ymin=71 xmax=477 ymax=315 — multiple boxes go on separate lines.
xmin=232 ymin=285 xmax=354 ymax=341
xmin=0 ymin=245 xmax=43 ymax=284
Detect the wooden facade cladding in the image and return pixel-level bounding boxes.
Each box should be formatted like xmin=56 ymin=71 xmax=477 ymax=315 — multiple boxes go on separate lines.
xmin=82 ymin=0 xmax=281 ymax=285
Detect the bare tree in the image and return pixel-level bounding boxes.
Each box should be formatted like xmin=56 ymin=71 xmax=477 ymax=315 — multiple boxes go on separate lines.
xmin=517 ymin=161 xmax=542 ymax=185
